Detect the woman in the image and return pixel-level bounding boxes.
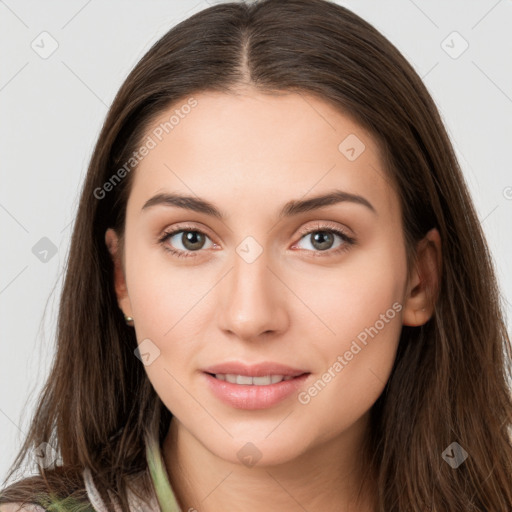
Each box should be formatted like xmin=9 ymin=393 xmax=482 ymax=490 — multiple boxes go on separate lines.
xmin=1 ymin=0 xmax=511 ymax=511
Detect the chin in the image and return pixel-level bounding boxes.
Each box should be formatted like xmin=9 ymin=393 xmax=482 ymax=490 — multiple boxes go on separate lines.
xmin=198 ymin=428 xmax=312 ymax=468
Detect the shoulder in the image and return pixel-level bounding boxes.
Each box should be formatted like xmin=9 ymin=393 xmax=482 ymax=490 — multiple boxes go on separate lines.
xmin=0 ymin=504 xmax=46 ymax=512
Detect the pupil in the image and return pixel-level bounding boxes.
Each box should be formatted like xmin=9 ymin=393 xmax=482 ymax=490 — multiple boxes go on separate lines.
xmin=183 ymin=231 xmax=204 ymax=250
xmin=312 ymin=231 xmax=333 ymax=251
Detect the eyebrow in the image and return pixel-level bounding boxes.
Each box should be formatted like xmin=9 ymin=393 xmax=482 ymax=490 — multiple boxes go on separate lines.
xmin=141 ymin=189 xmax=377 ymax=218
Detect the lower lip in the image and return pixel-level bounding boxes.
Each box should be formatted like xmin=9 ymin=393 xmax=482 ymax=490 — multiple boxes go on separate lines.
xmin=203 ymin=372 xmax=310 ymax=410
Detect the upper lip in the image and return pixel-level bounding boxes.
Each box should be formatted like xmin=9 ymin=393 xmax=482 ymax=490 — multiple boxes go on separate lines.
xmin=202 ymin=361 xmax=309 ymax=377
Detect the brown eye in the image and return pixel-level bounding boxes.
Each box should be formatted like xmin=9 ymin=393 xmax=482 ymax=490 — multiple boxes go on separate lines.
xmin=158 ymin=227 xmax=215 ymax=258
xmin=178 ymin=231 xmax=207 ymax=251
xmin=309 ymin=231 xmax=336 ymax=251
xmin=294 ymin=227 xmax=355 ymax=255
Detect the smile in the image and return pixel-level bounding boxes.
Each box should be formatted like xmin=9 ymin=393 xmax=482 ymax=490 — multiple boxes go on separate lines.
xmin=203 ymin=371 xmax=310 ymax=410
xmin=211 ymin=373 xmax=297 ymax=385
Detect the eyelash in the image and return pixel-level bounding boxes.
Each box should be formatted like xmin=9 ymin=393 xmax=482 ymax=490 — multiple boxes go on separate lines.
xmin=157 ymin=222 xmax=356 ymax=259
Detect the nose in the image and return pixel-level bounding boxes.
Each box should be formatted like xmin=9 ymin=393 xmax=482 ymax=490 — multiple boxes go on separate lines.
xmin=216 ymin=248 xmax=289 ymax=342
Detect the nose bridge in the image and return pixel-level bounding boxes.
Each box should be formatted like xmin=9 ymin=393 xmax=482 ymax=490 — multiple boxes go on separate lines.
xmin=217 ymin=237 xmax=285 ymax=339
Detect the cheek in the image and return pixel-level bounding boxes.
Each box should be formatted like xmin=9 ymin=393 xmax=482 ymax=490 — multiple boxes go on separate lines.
xmin=291 ymin=238 xmax=405 ymax=346
xmin=295 ymin=282 xmax=402 ymax=444
xmin=126 ymin=238 xmax=209 ymax=328
xmin=125 ymin=258 xmax=229 ymax=421
xmin=305 ymin=313 xmax=401 ymax=438
xmin=126 ymin=257 xmax=208 ymax=414
xmin=295 ymin=246 xmax=405 ymax=425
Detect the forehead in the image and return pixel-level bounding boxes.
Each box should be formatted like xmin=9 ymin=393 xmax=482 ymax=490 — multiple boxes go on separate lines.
xmin=126 ymin=90 xmax=399 ymax=222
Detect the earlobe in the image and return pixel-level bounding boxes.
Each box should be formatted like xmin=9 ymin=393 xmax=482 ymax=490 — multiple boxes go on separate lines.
xmin=105 ymin=228 xmax=132 ymax=318
xmin=402 ymin=227 xmax=442 ymax=327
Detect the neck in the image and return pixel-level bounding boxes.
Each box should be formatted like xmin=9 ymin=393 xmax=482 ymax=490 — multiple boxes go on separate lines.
xmin=162 ymin=414 xmax=377 ymax=512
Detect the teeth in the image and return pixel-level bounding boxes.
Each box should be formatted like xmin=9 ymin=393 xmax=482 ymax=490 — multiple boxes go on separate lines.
xmin=236 ymin=375 xmax=253 ymax=385
xmin=214 ymin=374 xmax=296 ymax=385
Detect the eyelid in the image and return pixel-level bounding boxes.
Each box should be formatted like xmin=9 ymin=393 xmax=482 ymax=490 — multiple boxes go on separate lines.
xmin=290 ymin=221 xmax=356 ymax=254
xmin=157 ymin=222 xmax=218 ymax=249
xmin=295 ymin=220 xmax=354 ymax=240
xmin=159 ymin=220 xmax=352 ymax=241
xmin=159 ymin=222 xmax=217 ymax=242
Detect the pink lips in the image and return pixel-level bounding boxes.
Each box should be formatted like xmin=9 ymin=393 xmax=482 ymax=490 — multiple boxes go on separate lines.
xmin=202 ymin=361 xmax=308 ymax=377
xmin=202 ymin=361 xmax=310 ymax=410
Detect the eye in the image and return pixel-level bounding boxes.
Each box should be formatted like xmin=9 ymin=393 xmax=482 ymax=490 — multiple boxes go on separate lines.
xmin=292 ymin=222 xmax=356 ymax=256
xmin=158 ymin=225 xmax=216 ymax=259
xmin=158 ymin=222 xmax=356 ymax=259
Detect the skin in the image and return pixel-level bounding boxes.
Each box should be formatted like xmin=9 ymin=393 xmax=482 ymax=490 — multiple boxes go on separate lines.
xmin=105 ymin=89 xmax=441 ymax=512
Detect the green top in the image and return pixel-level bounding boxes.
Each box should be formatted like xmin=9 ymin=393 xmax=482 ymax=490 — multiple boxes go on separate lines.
xmin=5 ymin=427 xmax=181 ymax=511
xmin=32 ymin=428 xmax=183 ymax=512
xmin=145 ymin=426 xmax=182 ymax=512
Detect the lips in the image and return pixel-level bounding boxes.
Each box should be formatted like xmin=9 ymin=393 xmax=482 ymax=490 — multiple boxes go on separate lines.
xmin=201 ymin=361 xmax=311 ymax=409
xmin=202 ymin=361 xmax=308 ymax=378
xmin=213 ymin=374 xmax=295 ymax=385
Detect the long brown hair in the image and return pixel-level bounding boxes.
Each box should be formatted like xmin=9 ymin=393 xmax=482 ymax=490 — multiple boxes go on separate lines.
xmin=2 ymin=0 xmax=511 ymax=510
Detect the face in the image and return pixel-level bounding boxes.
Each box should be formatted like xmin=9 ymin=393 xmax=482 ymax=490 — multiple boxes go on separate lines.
xmin=105 ymin=89 xmax=432 ymax=467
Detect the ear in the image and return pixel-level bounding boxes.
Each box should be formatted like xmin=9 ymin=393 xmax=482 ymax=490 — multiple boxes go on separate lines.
xmin=105 ymin=228 xmax=133 ymax=319
xmin=402 ymin=227 xmax=442 ymax=326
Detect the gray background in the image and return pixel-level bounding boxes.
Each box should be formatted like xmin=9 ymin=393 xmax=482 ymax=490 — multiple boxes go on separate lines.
xmin=1 ymin=0 xmax=511 ymax=484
